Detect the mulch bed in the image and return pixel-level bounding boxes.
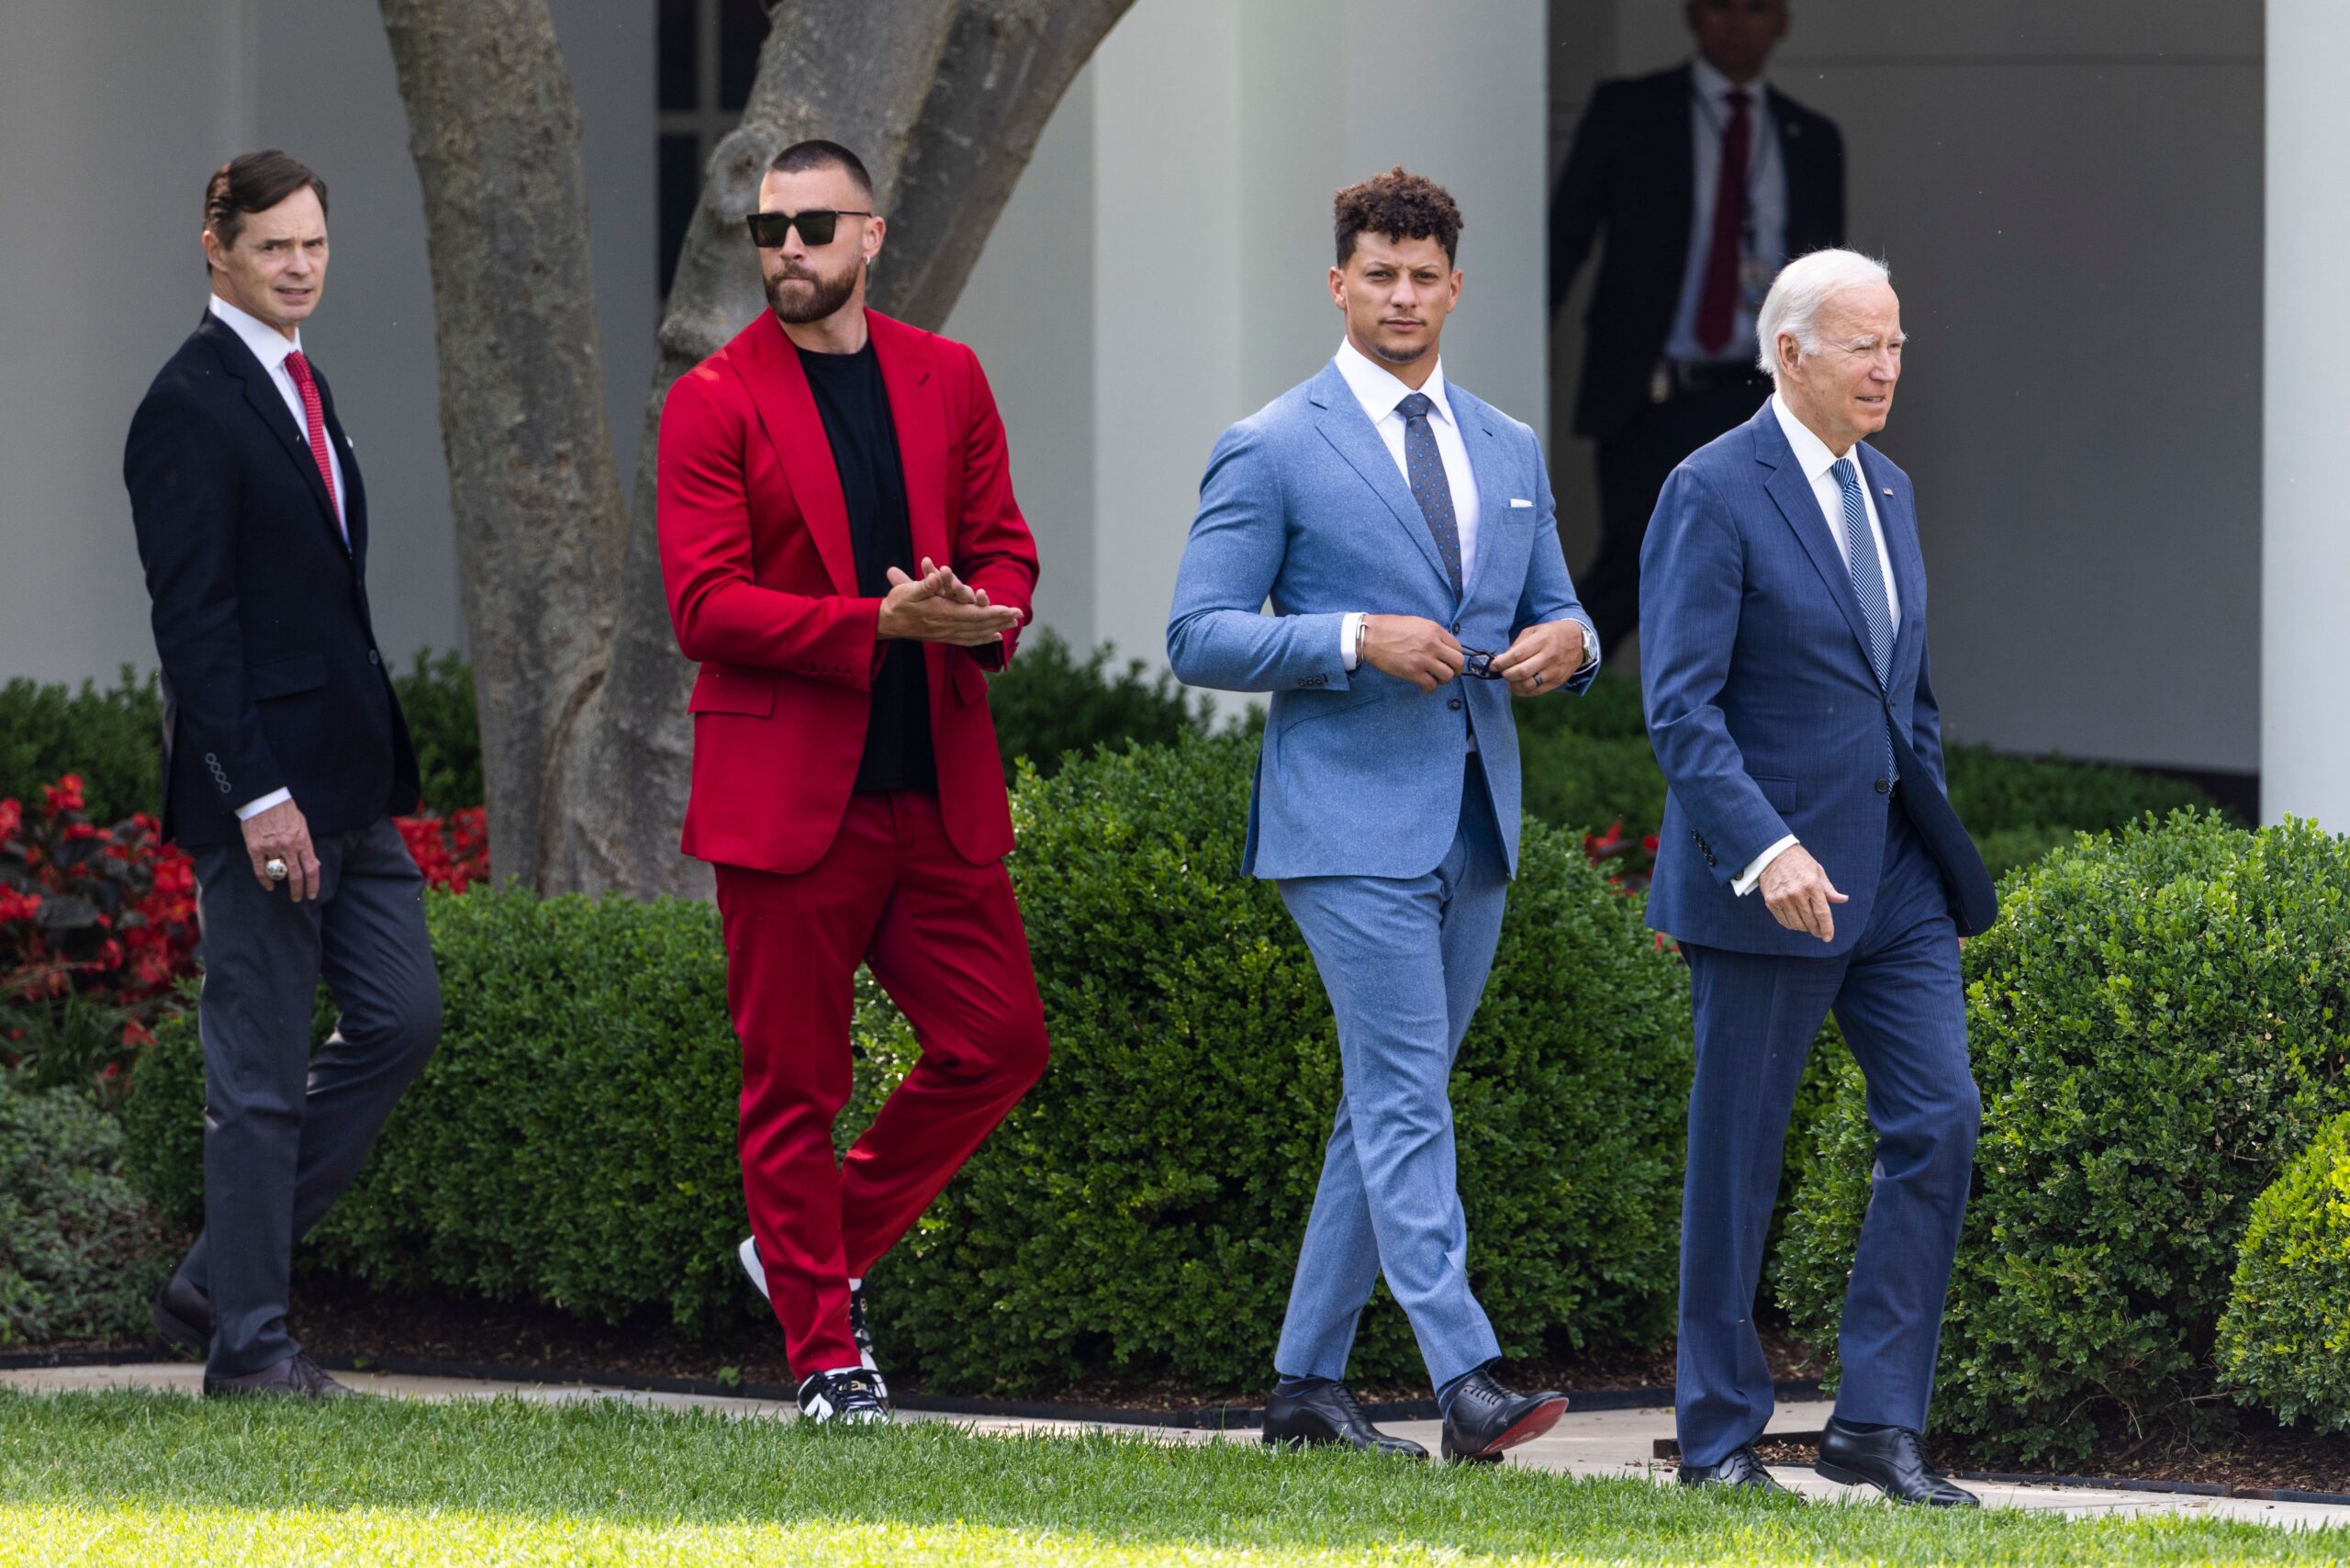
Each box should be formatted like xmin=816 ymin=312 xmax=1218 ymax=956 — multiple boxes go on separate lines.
xmin=24 ymin=1282 xmax=2349 ymax=1494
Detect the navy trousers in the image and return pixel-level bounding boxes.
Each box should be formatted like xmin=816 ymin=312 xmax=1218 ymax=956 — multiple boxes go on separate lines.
xmin=1675 ymin=805 xmax=1979 ymax=1466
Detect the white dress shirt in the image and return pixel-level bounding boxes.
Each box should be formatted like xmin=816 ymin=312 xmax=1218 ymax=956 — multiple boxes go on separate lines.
xmin=1665 ymin=56 xmax=1789 ymax=365
xmin=207 ymin=292 xmax=349 ymax=823
xmin=1734 ymin=393 xmax=1903 ymax=896
xmin=1330 ymin=336 xmax=1481 ymax=670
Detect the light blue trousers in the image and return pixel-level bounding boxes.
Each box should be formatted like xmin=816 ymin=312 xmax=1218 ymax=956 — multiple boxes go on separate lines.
xmin=1273 ymin=764 xmax=1508 ymax=1390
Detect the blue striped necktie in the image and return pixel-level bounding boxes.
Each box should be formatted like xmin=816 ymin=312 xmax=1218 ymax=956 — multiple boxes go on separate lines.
xmin=1833 ymin=457 xmax=1897 ymax=784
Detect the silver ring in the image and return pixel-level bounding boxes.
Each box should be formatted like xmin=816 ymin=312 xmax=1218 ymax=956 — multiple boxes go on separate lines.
xmin=265 ymin=857 xmax=288 ymax=883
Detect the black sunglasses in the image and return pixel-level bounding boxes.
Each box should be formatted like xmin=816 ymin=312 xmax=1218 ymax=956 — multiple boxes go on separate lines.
xmin=1460 ymin=648 xmax=1508 ymax=680
xmin=744 ymin=208 xmax=874 ymax=249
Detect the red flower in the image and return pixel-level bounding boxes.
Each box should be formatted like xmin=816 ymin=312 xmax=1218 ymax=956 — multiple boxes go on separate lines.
xmin=0 ymin=799 xmax=19 ymax=842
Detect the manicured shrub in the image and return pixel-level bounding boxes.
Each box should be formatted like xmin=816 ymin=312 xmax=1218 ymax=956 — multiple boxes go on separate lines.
xmin=1775 ymin=812 xmax=2350 ymax=1465
xmin=859 ymin=734 xmax=1694 ymax=1393
xmin=392 ymin=649 xmax=484 ymax=812
xmin=984 ymin=630 xmax=1208 ymax=782
xmin=0 ymin=669 xmax=162 ymax=828
xmin=2216 ymin=1111 xmax=2350 ymax=1431
xmin=1942 ymin=744 xmax=2222 ymax=836
xmin=128 ymin=732 xmax=1697 ymax=1392
xmin=0 ymin=1069 xmax=173 ymax=1345
xmin=127 ymin=890 xmax=748 ymax=1331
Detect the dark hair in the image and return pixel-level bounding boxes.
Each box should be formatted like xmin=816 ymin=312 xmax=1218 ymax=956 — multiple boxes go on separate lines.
xmin=767 ymin=140 xmax=875 ymax=203
xmin=1333 ymin=166 xmax=1462 ymax=267
xmin=204 ymin=151 xmax=328 ymax=269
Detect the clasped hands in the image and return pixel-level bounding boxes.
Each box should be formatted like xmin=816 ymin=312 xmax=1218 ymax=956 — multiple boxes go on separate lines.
xmin=878 ymin=556 xmax=1023 ymax=646
xmin=1361 ymin=614 xmax=1586 ymax=696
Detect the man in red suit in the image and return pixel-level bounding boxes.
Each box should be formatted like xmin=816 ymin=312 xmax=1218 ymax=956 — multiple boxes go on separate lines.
xmin=657 ymin=139 xmax=1049 ymax=1426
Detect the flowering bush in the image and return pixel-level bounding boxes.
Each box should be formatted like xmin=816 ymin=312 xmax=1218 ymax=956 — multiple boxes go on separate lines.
xmin=396 ymin=806 xmax=489 ymax=893
xmin=1 ymin=775 xmax=200 ymax=1096
xmin=1582 ymin=821 xmax=1660 ymax=893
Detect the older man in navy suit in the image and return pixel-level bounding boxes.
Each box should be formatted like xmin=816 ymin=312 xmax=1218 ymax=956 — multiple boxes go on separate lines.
xmin=1639 ymin=249 xmax=1997 ymax=1504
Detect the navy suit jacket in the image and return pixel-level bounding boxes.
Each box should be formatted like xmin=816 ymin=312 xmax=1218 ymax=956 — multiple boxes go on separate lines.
xmin=124 ymin=312 xmax=419 ymax=848
xmin=1639 ymin=401 xmax=1994 ymax=957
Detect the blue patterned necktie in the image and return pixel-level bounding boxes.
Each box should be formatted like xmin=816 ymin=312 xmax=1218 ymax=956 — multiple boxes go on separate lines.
xmin=1834 ymin=457 xmax=1897 ymax=783
xmin=1396 ymin=393 xmax=1464 ymax=598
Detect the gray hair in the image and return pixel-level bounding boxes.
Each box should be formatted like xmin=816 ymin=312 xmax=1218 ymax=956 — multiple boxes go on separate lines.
xmin=1755 ymin=249 xmax=1893 ymax=380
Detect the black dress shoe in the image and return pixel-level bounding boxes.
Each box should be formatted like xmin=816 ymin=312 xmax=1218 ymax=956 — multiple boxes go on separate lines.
xmin=1815 ymin=1417 xmax=1979 ymax=1506
xmin=1438 ymin=1368 xmax=1569 ymax=1463
xmin=1678 ymin=1443 xmax=1795 ymax=1495
xmin=202 ymin=1352 xmax=354 ymax=1400
xmin=151 ymin=1271 xmax=211 ymax=1353
xmin=1261 ymin=1378 xmax=1427 ymax=1459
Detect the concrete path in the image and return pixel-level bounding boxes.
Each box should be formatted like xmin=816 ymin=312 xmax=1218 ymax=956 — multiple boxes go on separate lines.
xmin=6 ymin=1363 xmax=2344 ymax=1530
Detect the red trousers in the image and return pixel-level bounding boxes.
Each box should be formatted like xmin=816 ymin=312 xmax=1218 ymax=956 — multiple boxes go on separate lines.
xmin=714 ymin=790 xmax=1048 ymax=1376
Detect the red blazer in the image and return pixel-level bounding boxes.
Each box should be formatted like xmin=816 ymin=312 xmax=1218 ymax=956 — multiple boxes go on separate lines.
xmin=657 ymin=309 xmax=1038 ymax=875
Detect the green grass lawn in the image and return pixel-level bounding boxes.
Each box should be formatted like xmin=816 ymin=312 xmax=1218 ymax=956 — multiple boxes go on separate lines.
xmin=0 ymin=1391 xmax=2339 ymax=1566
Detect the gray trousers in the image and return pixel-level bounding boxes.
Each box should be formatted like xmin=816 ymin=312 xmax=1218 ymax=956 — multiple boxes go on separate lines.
xmin=181 ymin=816 xmax=440 ymax=1377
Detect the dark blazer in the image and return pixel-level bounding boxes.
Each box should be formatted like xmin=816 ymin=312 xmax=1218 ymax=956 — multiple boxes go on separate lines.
xmin=124 ymin=311 xmax=419 ymax=849
xmin=1550 ymin=63 xmax=1845 ymax=442
xmin=1639 ymin=403 xmax=1996 ymax=957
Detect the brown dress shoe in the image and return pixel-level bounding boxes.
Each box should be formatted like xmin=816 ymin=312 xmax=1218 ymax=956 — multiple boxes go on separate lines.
xmin=202 ymin=1352 xmax=355 ymax=1400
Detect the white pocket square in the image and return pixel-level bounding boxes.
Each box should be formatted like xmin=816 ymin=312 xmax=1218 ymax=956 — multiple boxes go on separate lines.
xmin=1508 ymin=498 xmax=1534 ymax=509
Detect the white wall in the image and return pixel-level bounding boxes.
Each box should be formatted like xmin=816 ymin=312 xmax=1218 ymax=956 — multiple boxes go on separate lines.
xmin=1575 ymin=1 xmax=2263 ymax=773
xmin=0 ymin=0 xmax=654 ymax=687
xmin=0 ymin=0 xmax=253 ymax=688
xmin=2262 ymin=1 xmax=2350 ymax=828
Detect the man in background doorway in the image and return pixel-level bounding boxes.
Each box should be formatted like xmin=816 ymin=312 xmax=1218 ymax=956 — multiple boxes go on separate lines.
xmin=1549 ymin=0 xmax=1843 ymax=655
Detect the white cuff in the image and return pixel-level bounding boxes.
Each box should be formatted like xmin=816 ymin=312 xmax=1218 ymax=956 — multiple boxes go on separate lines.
xmin=1340 ymin=611 xmax=1366 ymax=671
xmin=1732 ymin=834 xmax=1799 ymax=897
xmin=235 ymin=788 xmax=294 ymax=822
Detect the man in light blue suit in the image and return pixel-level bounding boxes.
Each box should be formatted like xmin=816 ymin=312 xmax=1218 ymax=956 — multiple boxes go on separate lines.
xmin=1640 ymin=249 xmax=1998 ymax=1505
xmin=1169 ymin=169 xmax=1598 ymax=1464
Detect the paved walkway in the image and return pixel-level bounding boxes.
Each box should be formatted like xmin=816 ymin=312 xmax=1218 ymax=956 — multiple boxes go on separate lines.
xmin=6 ymin=1363 xmax=2344 ymax=1530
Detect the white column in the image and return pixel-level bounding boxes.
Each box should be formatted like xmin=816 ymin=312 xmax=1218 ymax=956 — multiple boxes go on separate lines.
xmin=2263 ymin=0 xmax=2350 ymax=828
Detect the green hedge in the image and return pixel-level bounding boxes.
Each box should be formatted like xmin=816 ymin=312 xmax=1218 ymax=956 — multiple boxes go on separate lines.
xmin=2216 ymin=1111 xmax=2350 ymax=1431
xmin=0 ymin=1070 xmax=172 ymax=1345
xmin=982 ymin=630 xmax=1209 ymax=783
xmin=0 ymin=668 xmax=162 ymax=826
xmin=128 ymin=732 xmax=1695 ymax=1392
xmin=1774 ymin=812 xmax=2350 ymax=1465
xmin=0 ymin=655 xmax=480 ymax=820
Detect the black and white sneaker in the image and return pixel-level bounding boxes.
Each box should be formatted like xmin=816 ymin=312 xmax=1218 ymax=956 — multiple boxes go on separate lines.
xmin=796 ymin=1367 xmax=890 ymax=1425
xmin=738 ymin=1236 xmax=890 ymax=1405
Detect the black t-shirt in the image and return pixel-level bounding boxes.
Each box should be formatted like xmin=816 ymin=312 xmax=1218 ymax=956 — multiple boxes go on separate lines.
xmin=799 ymin=342 xmax=935 ymax=794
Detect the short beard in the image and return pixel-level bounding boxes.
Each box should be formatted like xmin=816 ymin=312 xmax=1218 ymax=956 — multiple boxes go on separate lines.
xmin=1369 ymin=336 xmax=1429 ymax=366
xmin=765 ymin=263 xmax=859 ymax=326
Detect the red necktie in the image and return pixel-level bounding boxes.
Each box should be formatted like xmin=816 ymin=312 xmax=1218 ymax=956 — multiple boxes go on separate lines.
xmin=281 ymin=349 xmax=343 ymax=539
xmin=1695 ymin=88 xmax=1751 ymax=355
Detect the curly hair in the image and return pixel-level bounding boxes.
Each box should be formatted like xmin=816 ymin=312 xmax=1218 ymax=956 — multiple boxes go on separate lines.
xmin=1333 ymin=167 xmax=1462 ymax=267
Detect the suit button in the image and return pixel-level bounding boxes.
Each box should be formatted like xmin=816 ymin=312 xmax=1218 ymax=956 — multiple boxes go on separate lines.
xmin=1447 ymin=698 xmax=1462 ymax=711
xmin=1875 ymin=778 xmax=1890 ymax=793
xmin=368 ymin=649 xmax=380 ymax=666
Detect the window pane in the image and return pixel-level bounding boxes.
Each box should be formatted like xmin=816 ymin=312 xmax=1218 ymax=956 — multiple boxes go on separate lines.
xmin=657 ymin=0 xmax=697 ymax=114
xmin=718 ymin=0 xmax=768 ymax=112
xmin=659 ymin=133 xmax=702 ymax=297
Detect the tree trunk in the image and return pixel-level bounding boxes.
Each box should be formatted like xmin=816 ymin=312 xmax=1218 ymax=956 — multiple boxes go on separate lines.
xmin=376 ymin=0 xmax=628 ymax=890
xmin=386 ymin=0 xmax=1138 ymax=898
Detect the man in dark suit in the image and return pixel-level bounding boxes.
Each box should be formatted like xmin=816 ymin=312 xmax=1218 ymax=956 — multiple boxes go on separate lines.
xmin=124 ymin=151 xmax=440 ymax=1397
xmin=1640 ymin=249 xmax=1996 ymax=1503
xmin=1550 ymin=0 xmax=1843 ymax=653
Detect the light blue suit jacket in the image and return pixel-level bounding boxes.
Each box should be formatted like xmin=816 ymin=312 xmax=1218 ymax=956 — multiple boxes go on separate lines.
xmin=1640 ymin=400 xmax=1992 ymax=958
xmin=1167 ymin=359 xmax=1596 ymax=880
